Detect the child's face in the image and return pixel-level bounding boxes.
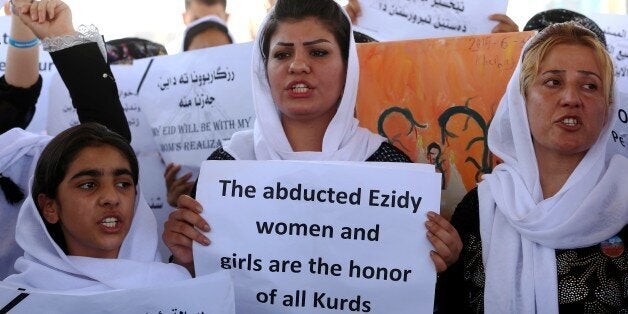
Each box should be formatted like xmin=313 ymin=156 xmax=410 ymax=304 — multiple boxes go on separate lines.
xmin=40 ymin=145 xmax=136 ymax=259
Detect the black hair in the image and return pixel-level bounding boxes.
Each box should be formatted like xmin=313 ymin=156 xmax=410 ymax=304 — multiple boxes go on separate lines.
xmin=259 ymin=0 xmax=350 ymax=66
xmin=106 ymin=37 xmax=168 ymax=65
xmin=183 ymin=20 xmax=233 ymax=51
xmin=31 ymin=123 xmax=139 ymax=253
xmin=185 ymin=0 xmax=226 ymax=10
xmin=353 ymin=31 xmax=378 ymax=44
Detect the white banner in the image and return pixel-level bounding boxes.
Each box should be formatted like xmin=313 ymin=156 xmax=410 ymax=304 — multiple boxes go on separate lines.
xmin=139 ymin=43 xmax=255 ymax=179
xmin=0 ymin=16 xmax=55 ymax=134
xmin=592 ymin=13 xmax=628 ymax=157
xmin=353 ymin=0 xmax=508 ymax=41
xmin=194 ymin=160 xmax=440 ymax=313
xmin=0 ymin=271 xmax=235 ymax=313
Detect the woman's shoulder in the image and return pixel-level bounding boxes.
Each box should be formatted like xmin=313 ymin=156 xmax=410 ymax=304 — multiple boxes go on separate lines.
xmin=365 ymin=142 xmax=412 ymax=163
xmin=207 ymin=147 xmax=236 ymax=160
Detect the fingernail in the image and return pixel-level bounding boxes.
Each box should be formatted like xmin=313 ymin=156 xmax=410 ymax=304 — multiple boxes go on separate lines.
xmin=426 ymin=231 xmax=434 ymax=238
xmin=427 ymin=211 xmax=436 ymax=218
xmin=202 ymin=237 xmax=211 ymax=245
xmin=203 ymin=223 xmax=210 ymax=232
xmin=195 ymin=206 xmax=203 ymax=213
xmin=425 ymin=221 xmax=433 ymax=229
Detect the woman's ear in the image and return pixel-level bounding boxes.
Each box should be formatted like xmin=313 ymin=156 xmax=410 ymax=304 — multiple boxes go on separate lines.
xmin=37 ymin=193 xmax=59 ymax=224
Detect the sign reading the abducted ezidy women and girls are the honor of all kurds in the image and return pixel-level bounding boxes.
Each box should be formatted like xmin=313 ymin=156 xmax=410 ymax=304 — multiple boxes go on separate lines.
xmin=194 ymin=160 xmax=441 ymax=313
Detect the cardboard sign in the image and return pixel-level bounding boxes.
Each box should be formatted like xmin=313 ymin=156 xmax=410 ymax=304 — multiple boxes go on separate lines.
xmin=592 ymin=13 xmax=628 ymax=157
xmin=356 ymin=31 xmax=533 ymax=218
xmin=354 ymin=0 xmax=508 ymax=41
xmin=194 ymin=160 xmax=440 ymax=313
xmin=138 ymin=43 xmax=255 ymax=180
xmin=0 ymin=271 xmax=235 ymax=314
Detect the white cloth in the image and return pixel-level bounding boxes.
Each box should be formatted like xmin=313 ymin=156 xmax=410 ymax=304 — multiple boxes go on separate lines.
xmin=478 ymin=37 xmax=628 ymax=313
xmin=3 ymin=184 xmax=191 ymax=292
xmin=182 ymin=15 xmax=234 ymax=51
xmin=223 ymin=3 xmax=385 ymax=161
xmin=0 ymin=128 xmax=51 ymax=280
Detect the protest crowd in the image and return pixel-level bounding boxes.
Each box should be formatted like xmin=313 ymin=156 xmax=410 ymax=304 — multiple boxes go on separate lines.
xmin=0 ymin=0 xmax=625 ymax=313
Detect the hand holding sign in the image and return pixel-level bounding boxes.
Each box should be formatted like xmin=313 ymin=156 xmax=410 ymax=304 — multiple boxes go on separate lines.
xmin=163 ymin=194 xmax=211 ymax=273
xmin=425 ymin=211 xmax=461 ymax=272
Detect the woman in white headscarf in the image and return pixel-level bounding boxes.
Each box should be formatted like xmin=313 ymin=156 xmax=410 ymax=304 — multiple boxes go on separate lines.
xmin=3 ymin=123 xmax=191 ymax=292
xmin=164 ymin=0 xmax=462 ymax=277
xmin=437 ymin=22 xmax=628 ymax=313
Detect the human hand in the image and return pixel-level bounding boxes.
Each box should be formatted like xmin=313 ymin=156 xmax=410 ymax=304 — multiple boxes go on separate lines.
xmin=425 ymin=211 xmax=462 ymax=273
xmin=164 ymin=163 xmax=195 ymax=207
xmin=345 ymin=0 xmax=361 ymax=24
xmin=489 ymin=13 xmax=519 ymax=33
xmin=163 ymin=195 xmax=211 ymax=274
xmin=17 ymin=0 xmax=74 ymax=39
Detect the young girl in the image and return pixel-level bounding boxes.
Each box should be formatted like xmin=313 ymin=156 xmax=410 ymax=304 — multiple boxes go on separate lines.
xmin=3 ymin=123 xmax=190 ymax=292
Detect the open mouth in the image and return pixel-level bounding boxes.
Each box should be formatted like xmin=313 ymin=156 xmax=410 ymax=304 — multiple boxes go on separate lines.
xmin=291 ymin=83 xmax=309 ymax=94
xmin=100 ymin=217 xmax=118 ymax=228
xmin=560 ymin=117 xmax=580 ymax=127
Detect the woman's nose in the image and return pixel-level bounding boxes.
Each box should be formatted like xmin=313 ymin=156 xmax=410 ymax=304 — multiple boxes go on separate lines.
xmin=560 ymin=84 xmax=583 ymax=108
xmin=289 ymin=53 xmax=311 ymax=74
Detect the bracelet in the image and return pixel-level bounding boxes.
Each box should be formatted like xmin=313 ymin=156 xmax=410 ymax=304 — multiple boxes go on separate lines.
xmin=8 ymin=37 xmax=40 ymax=48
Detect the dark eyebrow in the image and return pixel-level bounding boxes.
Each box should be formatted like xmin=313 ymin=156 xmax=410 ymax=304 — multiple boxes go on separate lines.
xmin=274 ymin=39 xmax=331 ymax=47
xmin=113 ymin=168 xmax=134 ymax=177
xmin=275 ymin=42 xmax=294 ymax=47
xmin=69 ymin=168 xmax=133 ymax=180
xmin=578 ymin=70 xmax=602 ymax=81
xmin=70 ymin=169 xmax=103 ymax=180
xmin=303 ymin=39 xmax=330 ymax=46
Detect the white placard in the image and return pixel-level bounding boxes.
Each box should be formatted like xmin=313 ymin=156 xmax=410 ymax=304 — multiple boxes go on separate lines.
xmin=139 ymin=43 xmax=255 ymax=179
xmin=353 ymin=0 xmax=508 ymax=42
xmin=0 ymin=16 xmax=55 ymax=134
xmin=0 ymin=271 xmax=235 ymax=313
xmin=591 ymin=13 xmax=628 ymax=157
xmin=194 ymin=160 xmax=440 ymax=313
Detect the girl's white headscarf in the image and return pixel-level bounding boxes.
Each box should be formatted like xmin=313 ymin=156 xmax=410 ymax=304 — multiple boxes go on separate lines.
xmin=478 ymin=25 xmax=628 ymax=313
xmin=223 ymin=1 xmax=384 ymax=161
xmin=4 ymin=184 xmax=191 ymax=292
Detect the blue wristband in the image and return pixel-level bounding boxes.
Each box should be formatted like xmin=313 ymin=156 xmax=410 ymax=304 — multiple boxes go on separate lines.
xmin=8 ymin=37 xmax=40 ymax=48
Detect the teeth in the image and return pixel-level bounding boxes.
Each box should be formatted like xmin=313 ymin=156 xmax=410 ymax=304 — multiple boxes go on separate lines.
xmin=562 ymin=118 xmax=578 ymax=126
xmin=291 ymin=83 xmax=309 ymax=93
xmin=101 ymin=217 xmax=118 ymax=228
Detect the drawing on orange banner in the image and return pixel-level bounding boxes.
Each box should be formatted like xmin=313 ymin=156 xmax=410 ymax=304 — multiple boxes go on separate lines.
xmin=356 ymin=31 xmax=534 ymax=218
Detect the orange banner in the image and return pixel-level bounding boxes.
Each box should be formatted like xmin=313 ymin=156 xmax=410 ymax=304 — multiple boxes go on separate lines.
xmin=356 ymin=32 xmax=534 ymax=218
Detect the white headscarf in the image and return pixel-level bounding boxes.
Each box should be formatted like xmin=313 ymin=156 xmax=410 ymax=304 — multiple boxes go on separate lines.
xmin=3 ymin=184 xmax=191 ymax=292
xmin=182 ymin=15 xmax=234 ymax=51
xmin=0 ymin=128 xmax=51 ymax=279
xmin=223 ymin=1 xmax=385 ymax=161
xmin=478 ymin=26 xmax=628 ymax=313
xmin=0 ymin=128 xmax=50 ymax=176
